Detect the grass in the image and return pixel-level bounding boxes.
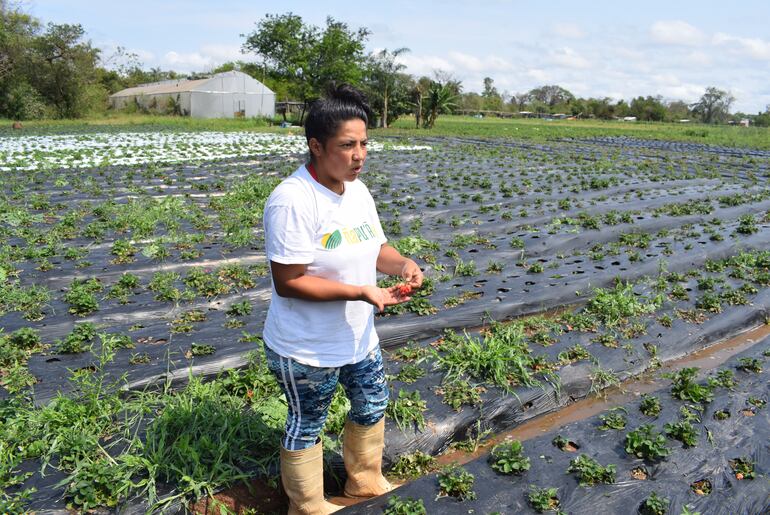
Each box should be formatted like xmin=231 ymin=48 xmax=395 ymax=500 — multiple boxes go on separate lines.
xmin=0 ymin=113 xmax=278 ymax=135
xmin=0 ymin=340 xmax=287 ymax=511
xmin=384 ymin=115 xmax=770 ymax=150
xmin=434 ymin=323 xmax=542 ymax=391
xmin=6 ymin=113 xmax=770 ymax=150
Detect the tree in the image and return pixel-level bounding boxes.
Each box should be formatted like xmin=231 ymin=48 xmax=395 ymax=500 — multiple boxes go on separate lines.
xmin=753 ymin=105 xmax=770 ymax=127
xmin=459 ymin=92 xmax=483 ymax=111
xmin=511 ymin=93 xmax=529 ymax=112
xmin=242 ymin=12 xmax=370 ymax=124
xmin=481 ymin=77 xmax=502 ymax=111
xmin=585 ymin=97 xmax=616 ymax=119
xmin=629 ymin=96 xmax=666 ymax=121
xmin=411 ymin=76 xmax=433 ymax=128
xmin=364 ymin=47 xmax=409 ymax=128
xmin=665 ymin=100 xmax=690 ymax=121
xmin=527 ymin=85 xmax=575 ymax=106
xmin=422 ymin=80 xmax=457 ymax=128
xmin=0 ymin=3 xmax=45 ymax=118
xmin=29 ymin=23 xmax=103 ymax=117
xmin=691 ymin=87 xmax=734 ymax=124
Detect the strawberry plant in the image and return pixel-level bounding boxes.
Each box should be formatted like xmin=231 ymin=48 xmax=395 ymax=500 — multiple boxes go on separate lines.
xmin=729 ymin=457 xmax=755 ymax=480
xmin=708 ymin=368 xmax=737 ymax=388
xmin=188 ymin=343 xmax=215 ymax=357
xmin=390 ymin=450 xmax=437 ymax=479
xmin=599 ymin=407 xmax=628 ymax=430
xmin=625 ymin=424 xmax=670 ymax=461
xmin=557 ymin=343 xmax=591 ymax=364
xmin=567 ymin=454 xmax=616 ymax=486
xmin=664 ymin=419 xmax=699 ymax=447
xmin=8 ymin=328 xmax=41 ymax=350
xmin=226 ymin=300 xmax=252 ymax=316
xmin=489 ymin=439 xmax=530 ymax=475
xmin=63 ymin=278 xmax=102 ymax=316
xmin=390 ymin=344 xmax=429 ymax=362
xmin=552 ymin=435 xmax=579 ymax=452
xmin=435 ymin=378 xmax=483 ymax=411
xmin=57 ymin=323 xmax=97 ymax=354
xmin=383 ymin=495 xmax=426 ymax=515
xmin=639 ymin=491 xmax=669 ymax=515
xmin=736 ymin=357 xmax=762 ymax=373
xmin=392 ymin=363 xmax=426 ymax=384
xmin=110 ymin=239 xmax=137 ymax=264
xmin=437 ymin=465 xmax=476 ymax=501
xmin=668 ymin=367 xmax=714 ymax=403
xmin=639 ymin=395 xmax=662 ymax=417
xmin=528 ymin=485 xmax=560 ymax=513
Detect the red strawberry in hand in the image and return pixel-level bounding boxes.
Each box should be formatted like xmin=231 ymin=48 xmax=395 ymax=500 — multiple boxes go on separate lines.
xmin=397 ymin=283 xmax=413 ymax=297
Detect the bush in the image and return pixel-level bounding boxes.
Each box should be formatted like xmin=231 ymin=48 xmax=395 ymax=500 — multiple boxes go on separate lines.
xmin=2 ymin=81 xmax=48 ymax=120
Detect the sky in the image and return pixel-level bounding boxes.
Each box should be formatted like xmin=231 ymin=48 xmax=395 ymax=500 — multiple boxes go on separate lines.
xmin=27 ymin=0 xmax=770 ymax=113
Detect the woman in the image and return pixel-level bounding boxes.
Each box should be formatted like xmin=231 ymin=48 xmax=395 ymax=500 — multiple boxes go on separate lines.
xmin=262 ymin=83 xmax=423 ymax=515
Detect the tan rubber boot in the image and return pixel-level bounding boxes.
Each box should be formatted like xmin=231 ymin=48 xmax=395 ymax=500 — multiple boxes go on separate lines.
xmin=342 ymin=418 xmax=393 ymax=498
xmin=280 ymin=442 xmax=342 ymax=515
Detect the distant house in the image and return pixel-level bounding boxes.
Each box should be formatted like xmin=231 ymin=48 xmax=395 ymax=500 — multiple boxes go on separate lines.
xmin=622 ymin=116 xmax=637 ymax=122
xmin=740 ymin=119 xmax=750 ymax=127
xmin=109 ymin=71 xmax=275 ymax=119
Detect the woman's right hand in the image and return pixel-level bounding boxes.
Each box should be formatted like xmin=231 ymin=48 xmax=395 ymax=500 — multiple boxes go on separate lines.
xmin=359 ymin=285 xmax=411 ymax=312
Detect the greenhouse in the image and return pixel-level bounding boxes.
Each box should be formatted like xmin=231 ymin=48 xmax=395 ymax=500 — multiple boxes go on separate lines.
xmin=109 ymin=70 xmax=275 ymax=118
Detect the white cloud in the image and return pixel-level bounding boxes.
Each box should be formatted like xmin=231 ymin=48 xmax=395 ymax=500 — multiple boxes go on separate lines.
xmin=162 ymin=44 xmax=246 ymax=72
xmin=549 ymin=47 xmax=591 ymax=69
xmin=396 ymin=54 xmax=455 ymax=75
xmin=686 ymin=50 xmax=712 ymax=66
xmin=650 ymin=20 xmax=704 ymax=46
xmin=132 ymin=48 xmax=156 ymax=62
xmin=526 ymin=68 xmax=550 ymax=83
xmin=446 ymin=51 xmax=514 ymax=73
xmin=163 ymin=51 xmax=213 ymax=71
xmin=200 ymin=44 xmax=243 ymax=63
xmin=552 ymin=22 xmax=585 ymax=39
xmin=713 ymin=32 xmax=770 ymax=60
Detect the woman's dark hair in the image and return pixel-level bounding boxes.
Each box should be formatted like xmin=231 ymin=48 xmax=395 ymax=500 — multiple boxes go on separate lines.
xmin=305 ymin=83 xmax=373 ymax=146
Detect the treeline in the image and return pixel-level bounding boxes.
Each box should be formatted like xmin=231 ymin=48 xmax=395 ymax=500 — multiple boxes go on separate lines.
xmin=0 ymin=5 xmax=197 ymax=119
xmin=463 ymin=82 xmax=770 ymax=126
xmin=2 ymin=6 xmax=769 ymax=126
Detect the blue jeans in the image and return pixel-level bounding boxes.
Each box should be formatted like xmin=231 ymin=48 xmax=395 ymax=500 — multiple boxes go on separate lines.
xmin=264 ymin=345 xmax=390 ymax=451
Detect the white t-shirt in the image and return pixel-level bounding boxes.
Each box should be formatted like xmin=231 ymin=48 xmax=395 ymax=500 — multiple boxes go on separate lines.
xmin=262 ymin=164 xmax=387 ymax=367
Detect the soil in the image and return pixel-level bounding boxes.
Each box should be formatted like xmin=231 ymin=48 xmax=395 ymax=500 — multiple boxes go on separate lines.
xmin=189 ymin=477 xmax=285 ymax=515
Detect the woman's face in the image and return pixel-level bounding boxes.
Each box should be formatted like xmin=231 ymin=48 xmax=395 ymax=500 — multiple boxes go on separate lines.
xmin=310 ymin=118 xmax=368 ymax=189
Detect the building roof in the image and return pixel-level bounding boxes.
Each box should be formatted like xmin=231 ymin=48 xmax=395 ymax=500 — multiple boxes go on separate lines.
xmin=109 ymin=78 xmax=211 ymax=98
xmin=109 ymin=71 xmax=274 ymax=98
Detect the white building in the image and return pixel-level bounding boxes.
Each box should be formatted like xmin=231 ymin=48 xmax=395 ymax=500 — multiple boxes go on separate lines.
xmin=109 ymin=71 xmax=275 ymax=119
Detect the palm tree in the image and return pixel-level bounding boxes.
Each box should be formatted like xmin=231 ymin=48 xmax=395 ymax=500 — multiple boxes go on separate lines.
xmin=423 ymin=81 xmax=457 ymax=128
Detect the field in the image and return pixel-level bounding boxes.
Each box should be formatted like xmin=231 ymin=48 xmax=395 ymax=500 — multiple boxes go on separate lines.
xmin=1 ymin=116 xmax=769 ymax=514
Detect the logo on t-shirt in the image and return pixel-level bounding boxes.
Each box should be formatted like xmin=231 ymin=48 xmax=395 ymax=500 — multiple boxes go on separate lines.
xmin=321 ymin=229 xmax=342 ymax=249
xmin=321 ymin=222 xmax=378 ymax=250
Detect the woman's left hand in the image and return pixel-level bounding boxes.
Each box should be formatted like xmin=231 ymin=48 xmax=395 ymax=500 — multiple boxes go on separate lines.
xmin=400 ymin=259 xmax=424 ymax=288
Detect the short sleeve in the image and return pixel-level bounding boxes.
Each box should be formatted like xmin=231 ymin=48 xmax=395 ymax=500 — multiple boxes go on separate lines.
xmin=264 ymin=201 xmax=315 ymax=264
